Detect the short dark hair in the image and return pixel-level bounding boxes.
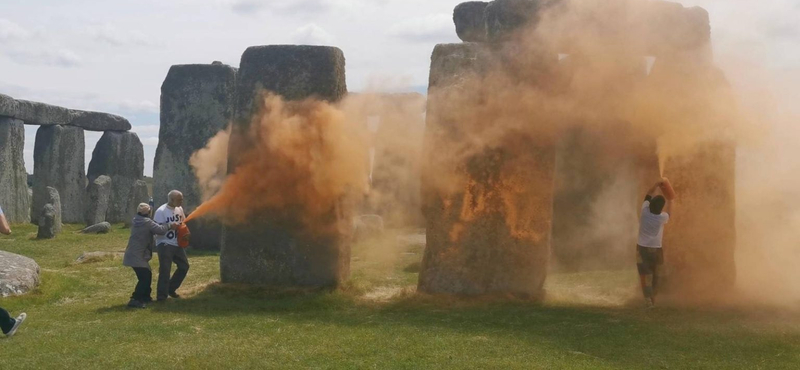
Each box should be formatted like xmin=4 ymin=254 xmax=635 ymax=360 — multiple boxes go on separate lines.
xmin=649 ymin=196 xmax=666 ymax=214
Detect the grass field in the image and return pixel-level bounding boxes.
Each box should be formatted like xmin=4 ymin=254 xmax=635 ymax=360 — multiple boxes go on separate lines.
xmin=1 ymin=223 xmax=800 ymax=369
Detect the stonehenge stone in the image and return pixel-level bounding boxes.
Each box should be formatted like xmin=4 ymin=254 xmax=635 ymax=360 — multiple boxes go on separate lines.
xmin=0 ymin=117 xmax=30 ymax=223
xmin=37 ymin=187 xmax=61 ymax=238
xmin=0 ymin=250 xmax=40 ymax=297
xmin=124 ymin=180 xmax=150 ymax=227
xmin=70 ymin=110 xmax=132 ymax=131
xmin=454 ymin=2 xmax=489 ymax=42
xmin=154 ymin=63 xmax=236 ymax=249
xmin=662 ymin=142 xmax=736 ymax=296
xmin=88 ymin=131 xmax=145 ymax=223
xmin=85 ymin=175 xmax=112 ymax=226
xmin=15 ymin=99 xmax=73 ymax=126
xmin=80 ymin=222 xmax=112 ymax=234
xmin=485 ymin=0 xmax=547 ymax=43
xmin=0 ymin=93 xmax=17 ymax=117
xmin=31 ymin=125 xmax=85 ymax=224
xmin=221 ymin=45 xmax=350 ymax=288
xmin=418 ymin=42 xmax=555 ymax=298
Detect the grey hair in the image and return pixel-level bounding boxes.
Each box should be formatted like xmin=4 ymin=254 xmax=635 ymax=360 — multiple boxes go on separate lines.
xmin=168 ymin=190 xmax=183 ymax=202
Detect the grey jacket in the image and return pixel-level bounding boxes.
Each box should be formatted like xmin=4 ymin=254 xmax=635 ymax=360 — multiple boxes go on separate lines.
xmin=123 ymin=214 xmax=171 ymax=269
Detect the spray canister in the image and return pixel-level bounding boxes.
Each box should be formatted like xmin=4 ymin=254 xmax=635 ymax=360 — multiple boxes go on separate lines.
xmin=148 ymin=198 xmax=155 ymax=218
xmin=177 ymin=223 xmax=191 ymax=249
xmin=660 ymin=178 xmax=676 ymax=200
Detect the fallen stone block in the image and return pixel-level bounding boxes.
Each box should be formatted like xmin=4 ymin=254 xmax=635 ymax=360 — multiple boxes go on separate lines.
xmin=0 ymin=251 xmax=40 ymax=297
xmin=80 ymin=222 xmax=112 ymax=234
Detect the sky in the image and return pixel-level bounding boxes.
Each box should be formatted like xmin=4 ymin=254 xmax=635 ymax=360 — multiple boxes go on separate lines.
xmin=0 ymin=0 xmax=798 ymax=176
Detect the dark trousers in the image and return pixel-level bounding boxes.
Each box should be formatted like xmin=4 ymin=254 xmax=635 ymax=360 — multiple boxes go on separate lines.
xmin=1 ymin=307 xmax=15 ymax=334
xmin=156 ymin=243 xmax=190 ymax=300
xmin=131 ymin=267 xmax=152 ymax=302
xmin=637 ymin=245 xmax=664 ymax=301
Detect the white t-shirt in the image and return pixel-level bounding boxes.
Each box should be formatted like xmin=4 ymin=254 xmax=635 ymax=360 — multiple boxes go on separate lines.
xmin=638 ymin=200 xmax=670 ymax=248
xmin=153 ymin=204 xmax=185 ymax=246
xmin=0 ymin=205 xmax=4 ymax=216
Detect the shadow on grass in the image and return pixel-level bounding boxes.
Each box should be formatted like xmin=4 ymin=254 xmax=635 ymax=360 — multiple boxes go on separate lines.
xmin=135 ymin=281 xmax=800 ymax=368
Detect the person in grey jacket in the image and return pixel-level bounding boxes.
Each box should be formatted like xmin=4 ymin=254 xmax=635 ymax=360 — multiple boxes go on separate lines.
xmin=123 ymin=203 xmax=177 ymax=309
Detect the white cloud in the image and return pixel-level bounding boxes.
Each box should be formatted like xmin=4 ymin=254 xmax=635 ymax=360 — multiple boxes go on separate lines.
xmin=132 ymin=125 xmax=161 ymax=136
xmin=89 ymin=24 xmax=158 ymax=47
xmin=118 ymin=99 xmax=159 ymax=113
xmin=230 ymin=0 xmax=338 ymax=16
xmin=290 ymin=23 xmax=335 ymax=45
xmin=2 ymin=48 xmax=82 ymax=68
xmin=388 ymin=13 xmax=456 ymax=43
xmin=141 ymin=137 xmax=159 ymax=146
xmin=0 ymin=19 xmax=30 ymax=41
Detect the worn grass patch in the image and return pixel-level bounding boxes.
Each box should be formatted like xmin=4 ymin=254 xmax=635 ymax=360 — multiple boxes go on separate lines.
xmin=1 ymin=224 xmax=800 ymax=369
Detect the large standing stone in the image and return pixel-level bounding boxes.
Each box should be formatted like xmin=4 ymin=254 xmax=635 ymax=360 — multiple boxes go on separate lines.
xmin=221 ymin=45 xmax=350 ymax=287
xmin=37 ymin=187 xmax=61 ymax=239
xmin=0 ymin=251 xmax=40 ymax=297
xmin=85 ymin=175 xmax=112 ymax=226
xmin=124 ymin=180 xmax=150 ymax=227
xmin=454 ymin=2 xmax=489 ymax=42
xmin=0 ymin=117 xmax=30 ymax=223
xmin=418 ymin=43 xmax=556 ymax=298
xmin=88 ymin=131 xmax=145 ymax=223
xmin=662 ymin=142 xmax=736 ymax=296
xmin=31 ymin=125 xmax=85 ymax=224
xmin=154 ymin=63 xmax=237 ymax=250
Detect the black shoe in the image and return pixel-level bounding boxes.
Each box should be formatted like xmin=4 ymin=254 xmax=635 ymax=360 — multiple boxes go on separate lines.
xmin=169 ymin=292 xmax=181 ymax=299
xmin=127 ymin=299 xmax=146 ymax=309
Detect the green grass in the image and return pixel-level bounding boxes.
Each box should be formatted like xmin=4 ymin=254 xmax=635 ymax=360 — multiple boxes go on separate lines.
xmin=1 ymin=224 xmax=800 ymax=369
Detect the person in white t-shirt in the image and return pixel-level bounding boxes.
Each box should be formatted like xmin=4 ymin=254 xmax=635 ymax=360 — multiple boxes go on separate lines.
xmin=153 ymin=190 xmax=190 ymax=302
xmin=637 ymin=179 xmax=672 ymax=308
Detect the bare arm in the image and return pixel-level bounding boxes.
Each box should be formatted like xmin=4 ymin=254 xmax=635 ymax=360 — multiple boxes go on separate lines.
xmin=0 ymin=212 xmax=11 ymax=235
xmin=664 ymin=198 xmax=672 ymax=216
xmin=646 ymin=180 xmax=663 ymax=198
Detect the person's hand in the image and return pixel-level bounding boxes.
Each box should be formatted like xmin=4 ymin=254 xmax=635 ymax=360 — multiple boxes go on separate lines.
xmin=169 ymin=223 xmax=179 ymax=230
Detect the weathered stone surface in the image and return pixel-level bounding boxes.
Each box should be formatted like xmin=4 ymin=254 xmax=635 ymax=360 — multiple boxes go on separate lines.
xmin=662 ymin=142 xmax=736 ymax=296
xmin=428 ymin=43 xmax=493 ymax=89
xmin=124 ymin=180 xmax=150 ymax=227
xmin=88 ymin=131 xmax=144 ymax=223
xmin=80 ymin=222 xmax=112 ymax=234
xmin=31 ymin=125 xmax=85 ymax=224
xmin=0 ymin=117 xmax=30 ymax=223
xmin=485 ymin=0 xmax=546 ymax=43
xmin=454 ymin=2 xmax=489 ymax=42
xmin=186 ymin=217 xmax=223 ymax=251
xmin=85 ymin=175 xmax=112 ymax=226
xmin=15 ymin=99 xmax=74 ymax=125
xmin=221 ymin=45 xmax=350 ymax=288
xmin=154 ymin=63 xmax=237 ymax=250
xmin=70 ymin=110 xmax=132 ymax=131
xmin=0 ymin=93 xmax=17 ymax=117
xmin=418 ymin=42 xmax=555 ymax=298
xmin=37 ymin=187 xmax=61 ymax=239
xmin=0 ymin=250 xmax=40 ymax=297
